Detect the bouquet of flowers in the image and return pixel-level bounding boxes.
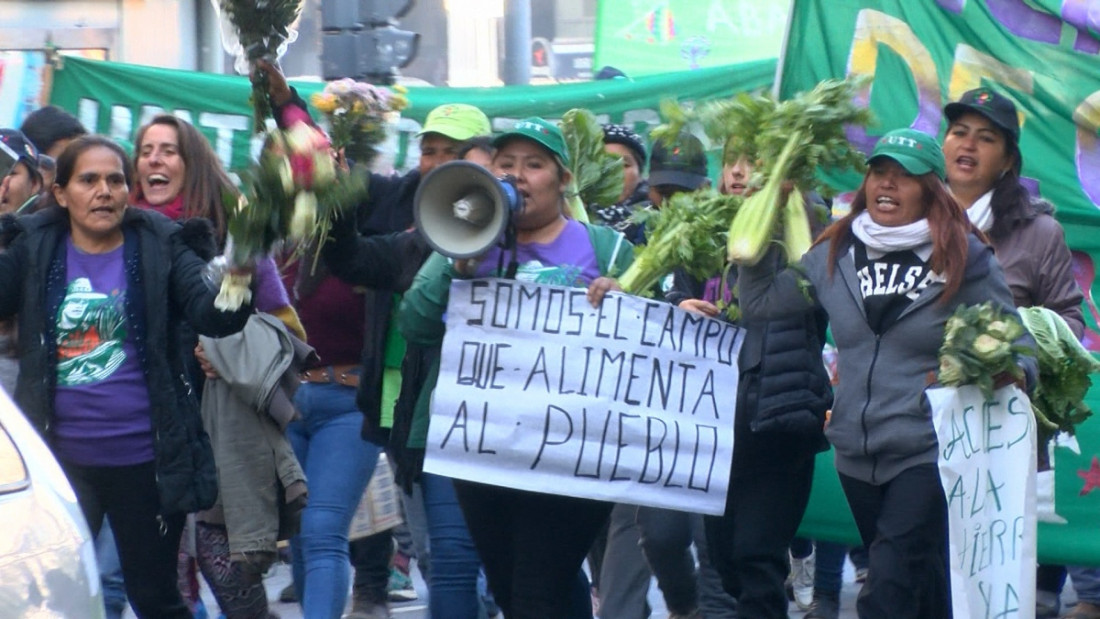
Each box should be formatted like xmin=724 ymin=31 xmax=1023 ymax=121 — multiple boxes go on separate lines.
xmin=212 ymin=0 xmax=304 ymax=132
xmin=937 ymin=302 xmax=1032 ymax=399
xmin=310 ymin=79 xmax=409 ymax=167
xmin=215 ymin=122 xmax=367 ymax=310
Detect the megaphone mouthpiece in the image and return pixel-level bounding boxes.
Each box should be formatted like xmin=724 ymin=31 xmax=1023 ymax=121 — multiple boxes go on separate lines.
xmin=452 ymin=192 xmax=496 ymax=226
xmin=414 ymin=161 xmax=525 ymax=259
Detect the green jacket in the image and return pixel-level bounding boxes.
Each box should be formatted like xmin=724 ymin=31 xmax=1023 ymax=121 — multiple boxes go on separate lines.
xmin=398 ymin=223 xmax=634 ymax=448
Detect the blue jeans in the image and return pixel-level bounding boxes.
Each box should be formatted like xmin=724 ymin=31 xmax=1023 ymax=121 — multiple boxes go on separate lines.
xmin=421 ymin=472 xmax=482 ymax=618
xmin=96 ymin=518 xmax=128 ymax=619
xmin=1070 ymin=566 xmax=1100 ymax=603
xmin=813 ymin=540 xmax=848 ymax=596
xmin=636 ymin=507 xmax=737 ymax=618
xmin=288 ymin=383 xmax=379 ymax=619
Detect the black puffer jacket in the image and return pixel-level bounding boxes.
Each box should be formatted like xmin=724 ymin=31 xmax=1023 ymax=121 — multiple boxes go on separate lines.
xmin=666 ymin=268 xmax=832 ymax=474
xmin=0 ymin=206 xmax=252 ymax=515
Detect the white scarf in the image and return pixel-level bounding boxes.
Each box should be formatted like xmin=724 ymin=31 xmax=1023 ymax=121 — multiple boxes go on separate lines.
xmin=965 ymin=190 xmax=995 ymax=232
xmin=850 ymin=211 xmax=933 ymax=258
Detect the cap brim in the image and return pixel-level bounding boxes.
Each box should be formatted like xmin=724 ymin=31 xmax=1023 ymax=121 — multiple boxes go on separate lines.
xmin=649 ymin=170 xmax=708 ymax=190
xmin=944 ymin=102 xmax=1018 ymax=142
xmin=416 ymin=126 xmax=467 ymax=141
xmin=867 ymin=154 xmax=937 ymax=178
xmin=493 ymin=133 xmax=570 ymax=167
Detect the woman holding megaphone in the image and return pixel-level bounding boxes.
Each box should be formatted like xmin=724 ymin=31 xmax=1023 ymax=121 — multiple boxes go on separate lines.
xmin=399 ymin=117 xmax=634 ymax=618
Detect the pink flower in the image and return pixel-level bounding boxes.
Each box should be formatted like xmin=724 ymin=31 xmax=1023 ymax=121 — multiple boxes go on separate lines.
xmin=290 ymin=153 xmax=315 ymax=190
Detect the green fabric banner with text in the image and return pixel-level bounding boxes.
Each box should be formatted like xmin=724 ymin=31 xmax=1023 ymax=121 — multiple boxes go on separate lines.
xmin=781 ymin=0 xmax=1100 ymax=565
xmin=47 ymin=56 xmax=776 ymax=173
xmin=592 ymin=0 xmax=788 ymax=76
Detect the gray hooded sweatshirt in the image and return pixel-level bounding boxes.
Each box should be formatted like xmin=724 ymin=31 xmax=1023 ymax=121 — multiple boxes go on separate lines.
xmin=739 ymin=236 xmax=1035 ymax=485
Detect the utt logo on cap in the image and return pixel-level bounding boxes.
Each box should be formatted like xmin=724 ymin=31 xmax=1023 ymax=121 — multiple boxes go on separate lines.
xmin=974 ymin=90 xmax=993 ymax=105
xmin=515 ymin=121 xmax=550 ymax=135
xmin=883 ymin=135 xmax=921 ymax=149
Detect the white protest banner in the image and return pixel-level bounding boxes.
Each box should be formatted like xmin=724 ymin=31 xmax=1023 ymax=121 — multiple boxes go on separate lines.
xmin=928 ymin=385 xmax=1037 ymax=619
xmin=423 ymin=279 xmax=744 ymax=515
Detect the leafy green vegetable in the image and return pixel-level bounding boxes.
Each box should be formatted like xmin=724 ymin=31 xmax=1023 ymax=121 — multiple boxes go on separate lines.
xmin=560 ymin=108 xmax=625 ymax=213
xmin=722 ymin=77 xmax=874 ymax=265
xmin=781 ymin=190 xmax=812 ymax=264
xmin=1018 ymin=307 xmax=1100 ymax=446
xmin=726 ymin=133 xmax=800 ymax=265
xmin=652 ymin=91 xmax=776 ymax=174
xmin=618 ymin=190 xmax=742 ymax=297
xmin=937 ymin=302 xmax=1032 ymax=400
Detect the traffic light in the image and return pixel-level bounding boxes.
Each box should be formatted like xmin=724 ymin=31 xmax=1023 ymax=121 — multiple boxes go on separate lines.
xmin=321 ymin=0 xmax=419 ymax=84
xmin=362 ymin=26 xmax=419 ymax=78
xmin=358 ymin=0 xmax=414 ymax=25
xmin=321 ymin=1 xmax=359 ymax=30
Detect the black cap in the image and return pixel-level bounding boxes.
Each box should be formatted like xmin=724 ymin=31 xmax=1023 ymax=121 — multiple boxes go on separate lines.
xmin=944 ymin=88 xmax=1020 ymax=143
xmin=0 ymin=129 xmax=41 ymax=179
xmin=602 ymin=124 xmax=647 ymax=168
xmin=594 ymin=65 xmax=627 ymax=80
xmin=648 ymin=132 xmax=708 ymax=190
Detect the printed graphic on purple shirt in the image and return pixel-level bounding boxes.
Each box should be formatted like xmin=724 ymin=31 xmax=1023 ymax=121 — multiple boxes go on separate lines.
xmin=53 ymin=240 xmax=154 ymax=467
xmin=474 ymin=219 xmax=601 ymax=285
xmin=55 ymin=278 xmax=128 ymax=385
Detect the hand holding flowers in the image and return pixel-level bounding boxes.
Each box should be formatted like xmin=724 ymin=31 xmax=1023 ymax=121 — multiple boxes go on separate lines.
xmin=310 ymin=79 xmax=409 ymax=168
xmin=213 ymin=0 xmax=304 ymax=132
xmin=215 ymin=122 xmax=367 ymax=310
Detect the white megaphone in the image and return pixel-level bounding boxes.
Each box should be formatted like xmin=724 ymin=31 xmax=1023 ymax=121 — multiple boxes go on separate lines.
xmin=413 ymin=161 xmax=525 ymax=259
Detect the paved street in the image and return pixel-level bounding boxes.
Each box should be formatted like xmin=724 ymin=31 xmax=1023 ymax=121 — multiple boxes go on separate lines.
xmin=128 ymin=554 xmax=1082 ymax=618
xmin=190 ymin=557 xmax=870 ymax=618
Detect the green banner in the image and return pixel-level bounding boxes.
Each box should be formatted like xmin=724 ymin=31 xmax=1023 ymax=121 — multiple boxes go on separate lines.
xmin=782 ymin=0 xmax=1100 ymax=565
xmin=48 ymin=56 xmax=776 ymax=173
xmin=593 ymin=0 xmax=788 ymax=76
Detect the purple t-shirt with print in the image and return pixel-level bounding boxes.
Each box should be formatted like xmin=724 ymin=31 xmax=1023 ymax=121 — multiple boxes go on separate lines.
xmin=474 ymin=219 xmax=601 ymax=286
xmin=52 ymin=238 xmax=155 ymax=466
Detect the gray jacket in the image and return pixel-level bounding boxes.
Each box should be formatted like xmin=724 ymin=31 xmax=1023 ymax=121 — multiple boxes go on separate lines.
xmin=198 ymin=313 xmax=314 ymax=566
xmin=739 ymin=236 xmax=1035 ymax=484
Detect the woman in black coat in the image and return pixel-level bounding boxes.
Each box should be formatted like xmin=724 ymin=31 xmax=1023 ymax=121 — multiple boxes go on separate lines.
xmin=0 ymin=136 xmax=251 ymax=618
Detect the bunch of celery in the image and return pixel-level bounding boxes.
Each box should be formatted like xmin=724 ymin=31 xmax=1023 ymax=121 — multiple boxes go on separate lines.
xmin=560 ymin=108 xmax=624 ymax=222
xmin=1018 ymin=306 xmax=1100 ymax=446
xmin=618 ymin=190 xmax=742 ymax=296
xmin=722 ymin=78 xmax=873 ymax=265
xmin=651 ymin=91 xmax=776 ymax=175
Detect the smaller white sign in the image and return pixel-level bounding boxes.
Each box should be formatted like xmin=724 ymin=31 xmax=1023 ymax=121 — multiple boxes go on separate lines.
xmin=424 ymin=279 xmax=744 ymax=515
xmin=929 ymin=384 xmax=1037 ymax=619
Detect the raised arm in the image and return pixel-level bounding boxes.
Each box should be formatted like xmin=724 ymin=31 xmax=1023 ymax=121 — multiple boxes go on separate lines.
xmin=737 ymin=246 xmax=822 ymax=322
xmin=170 ymin=233 xmax=252 ymax=337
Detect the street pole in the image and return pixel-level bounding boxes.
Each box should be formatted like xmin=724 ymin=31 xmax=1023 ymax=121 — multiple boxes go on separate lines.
xmin=502 ymin=0 xmax=531 ymax=85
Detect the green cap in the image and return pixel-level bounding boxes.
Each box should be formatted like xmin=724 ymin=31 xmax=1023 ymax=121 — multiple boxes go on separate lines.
xmin=492 ymin=117 xmax=571 ymax=167
xmin=417 ymin=104 xmax=492 ymax=141
xmin=868 ymin=128 xmax=946 ymax=180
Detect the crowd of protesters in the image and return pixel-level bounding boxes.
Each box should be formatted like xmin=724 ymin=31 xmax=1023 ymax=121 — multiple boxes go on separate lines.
xmin=0 ymin=61 xmax=1097 ymax=619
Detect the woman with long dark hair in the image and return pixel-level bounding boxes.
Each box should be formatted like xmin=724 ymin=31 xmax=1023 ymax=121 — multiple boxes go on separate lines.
xmin=737 ymin=128 xmax=1034 ymax=618
xmin=132 ymin=113 xmax=303 ymax=618
xmin=942 ymin=87 xmax=1089 ymax=619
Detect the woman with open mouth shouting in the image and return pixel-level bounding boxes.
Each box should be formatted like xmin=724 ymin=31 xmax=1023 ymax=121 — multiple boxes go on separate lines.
xmin=399 ymin=117 xmax=635 ymax=618
xmin=942 ymin=88 xmax=1089 ymax=619
xmin=736 ymin=128 xmax=1036 ymax=618
xmin=130 ymin=114 xmax=305 ymax=618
